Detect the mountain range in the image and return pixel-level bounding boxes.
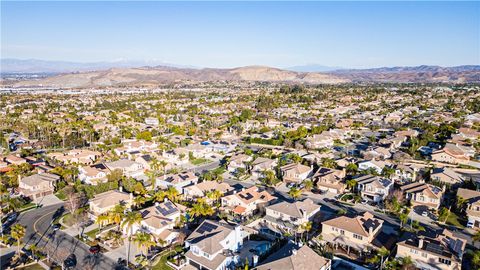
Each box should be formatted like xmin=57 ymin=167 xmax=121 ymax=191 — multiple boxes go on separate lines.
xmin=1 ymin=59 xmax=479 ymax=88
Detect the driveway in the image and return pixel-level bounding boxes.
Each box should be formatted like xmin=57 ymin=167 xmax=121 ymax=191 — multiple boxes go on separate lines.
xmin=34 ymin=194 xmax=63 ymax=207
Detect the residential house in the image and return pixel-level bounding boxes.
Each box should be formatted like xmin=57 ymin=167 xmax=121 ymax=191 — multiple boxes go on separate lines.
xmin=135 ymin=154 xmax=154 ymax=171
xmin=400 ymin=182 xmax=444 ymax=210
xmin=306 ymin=134 xmax=334 ymax=149
xmin=114 ymin=139 xmax=158 ymax=157
xmin=431 ymin=168 xmax=465 ymax=185
xmin=228 ymin=154 xmax=253 ymax=173
xmin=184 ymin=181 xmax=233 ymax=202
xmin=132 ymin=200 xmax=183 ymax=245
xmin=280 ymin=163 xmax=313 ymax=184
xmin=313 ymin=167 xmax=346 ymax=194
xmin=358 ymin=159 xmax=387 ymax=174
xmin=47 ymin=149 xmax=101 ymax=165
xmin=163 ymin=148 xmax=189 ymax=165
xmin=256 ymin=243 xmax=331 ymax=270
xmin=263 ymin=199 xmax=320 ymax=235
xmin=250 ymin=157 xmax=277 ymax=178
xmin=321 ymin=212 xmax=384 ymax=252
xmin=78 ymin=163 xmax=110 ymax=185
xmin=356 ymin=175 xmax=393 ymax=202
xmin=222 ymin=186 xmax=276 ymax=217
xmin=185 ymin=220 xmax=249 ymax=270
xmin=392 ymin=164 xmax=417 ymax=183
xmin=431 ymin=143 xmax=473 ymax=165
xmin=105 ymin=159 xmax=144 ymax=178
xmin=396 ymin=230 xmax=466 ymax=270
xmin=456 ymin=188 xmax=480 ymax=229
xmin=5 ymin=155 xmax=27 ymax=165
xmin=18 ymin=173 xmax=60 ymax=200
xmin=88 ymin=189 xmax=133 ymax=220
xmin=185 ymin=143 xmax=212 ymax=159
xmin=155 ymin=171 xmax=198 ymax=193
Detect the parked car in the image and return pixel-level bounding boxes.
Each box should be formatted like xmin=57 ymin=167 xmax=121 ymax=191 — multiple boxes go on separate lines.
xmin=89 ymin=245 xmax=101 ymax=254
xmin=63 ymin=254 xmax=77 ymax=269
xmin=52 ymin=223 xmax=61 ymax=231
xmin=466 ymin=221 xmax=474 ymax=228
xmin=421 ymin=211 xmax=428 ymax=217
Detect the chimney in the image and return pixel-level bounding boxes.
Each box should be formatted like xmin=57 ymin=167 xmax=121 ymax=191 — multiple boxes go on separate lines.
xmin=369 ymin=226 xmax=373 ymax=236
xmin=419 ymin=238 xmax=424 ymax=248
xmin=119 ymin=186 xmax=123 ymax=192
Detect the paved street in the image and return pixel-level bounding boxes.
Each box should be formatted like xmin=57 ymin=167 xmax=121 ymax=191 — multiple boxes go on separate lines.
xmin=17 ymin=203 xmax=123 ymax=270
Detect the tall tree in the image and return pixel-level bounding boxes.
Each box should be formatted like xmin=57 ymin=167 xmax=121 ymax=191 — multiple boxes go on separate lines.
xmin=121 ymin=211 xmax=143 ymax=267
xmin=11 ymin=223 xmax=26 ymax=257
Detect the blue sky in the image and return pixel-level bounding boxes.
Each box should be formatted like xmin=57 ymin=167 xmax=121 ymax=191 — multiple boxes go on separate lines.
xmin=1 ymin=1 xmax=479 ymax=68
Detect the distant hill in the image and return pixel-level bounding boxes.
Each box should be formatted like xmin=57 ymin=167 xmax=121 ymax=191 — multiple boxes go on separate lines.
xmin=285 ymin=64 xmax=342 ymax=72
xmin=0 ymin=58 xmax=197 ymax=73
xmin=2 ymin=61 xmax=479 ymax=88
xmin=329 ymin=65 xmax=480 ymax=83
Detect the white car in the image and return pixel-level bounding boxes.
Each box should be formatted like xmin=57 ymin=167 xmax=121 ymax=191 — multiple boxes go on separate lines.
xmin=467 ymin=221 xmax=474 ymax=228
xmin=421 ymin=211 xmax=428 ymax=217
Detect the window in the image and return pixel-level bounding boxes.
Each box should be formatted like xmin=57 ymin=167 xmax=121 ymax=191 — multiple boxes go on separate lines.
xmin=353 ymin=234 xmax=363 ymax=240
xmin=410 ymin=248 xmax=418 ymax=254
xmin=340 ymin=230 xmax=345 ymax=235
xmin=439 ymin=258 xmax=451 ymax=265
xmin=421 ymin=252 xmax=427 ymax=258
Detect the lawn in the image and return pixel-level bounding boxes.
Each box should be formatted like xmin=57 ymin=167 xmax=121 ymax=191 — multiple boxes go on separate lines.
xmin=152 ymin=250 xmax=175 ymax=270
xmin=18 ymin=263 xmax=45 ymax=270
xmin=446 ymin=211 xmax=466 ymax=229
xmin=85 ymin=227 xmax=100 ymax=239
xmin=19 ymin=202 xmax=37 ymax=212
xmin=190 ymin=158 xmax=210 ymax=165
xmin=55 ymin=191 xmax=67 ymax=201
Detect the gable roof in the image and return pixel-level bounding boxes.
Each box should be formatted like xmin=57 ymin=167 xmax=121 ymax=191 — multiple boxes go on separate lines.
xmin=186 ymin=220 xmax=234 ymax=254
xmin=266 ymin=199 xmax=320 ymax=218
xmin=322 ymin=212 xmax=383 ymax=237
xmin=256 ymin=244 xmax=330 ymax=270
xmin=21 ymin=173 xmax=60 ymax=186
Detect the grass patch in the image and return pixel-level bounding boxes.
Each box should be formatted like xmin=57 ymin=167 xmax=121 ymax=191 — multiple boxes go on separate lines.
xmin=19 ymin=202 xmax=37 ymax=212
xmin=18 ymin=263 xmax=45 ymax=270
xmin=152 ymin=250 xmax=175 ymax=270
xmin=55 ymin=191 xmax=67 ymax=201
xmin=190 ymin=158 xmax=210 ymax=165
xmin=446 ymin=211 xmax=466 ymax=229
xmin=85 ymin=227 xmax=100 ymax=239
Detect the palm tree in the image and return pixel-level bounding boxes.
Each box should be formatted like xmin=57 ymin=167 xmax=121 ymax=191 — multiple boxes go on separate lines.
xmin=303 ymin=180 xmax=313 ymax=192
xmin=456 ymin=196 xmax=467 ymax=212
xmin=133 ymin=196 xmax=147 ymax=209
xmin=109 ymin=204 xmax=126 ymax=230
xmin=11 ymin=223 xmax=26 ymax=257
xmin=96 ymin=214 xmax=110 ymax=229
xmin=189 ymin=198 xmax=214 ymax=222
xmin=346 ymin=179 xmax=357 ymax=191
xmin=132 ymin=231 xmax=155 ymax=257
xmin=300 ymin=221 xmax=312 ymax=242
xmin=377 ymin=247 xmax=390 ymax=270
xmin=400 ymin=256 xmax=414 ymax=270
xmin=473 ymin=230 xmax=480 ymax=244
xmin=288 ymin=187 xmax=302 ymax=201
xmin=121 ymin=211 xmax=143 ymax=267
xmin=164 ymin=186 xmax=180 ymax=203
xmin=206 ymin=189 xmax=222 ymax=202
